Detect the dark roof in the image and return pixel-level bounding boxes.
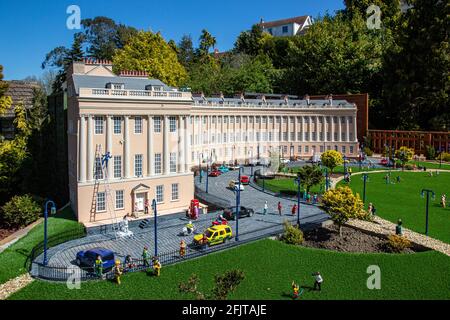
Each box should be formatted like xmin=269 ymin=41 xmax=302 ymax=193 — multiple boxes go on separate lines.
xmin=3 ymin=81 xmax=40 ymax=117
xmin=260 ymin=15 xmax=309 ymax=29
xmin=71 ymin=75 xmax=169 ymax=94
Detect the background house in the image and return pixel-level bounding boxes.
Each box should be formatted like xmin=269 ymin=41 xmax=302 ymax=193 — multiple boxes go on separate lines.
xmin=259 ymin=15 xmax=313 ymax=37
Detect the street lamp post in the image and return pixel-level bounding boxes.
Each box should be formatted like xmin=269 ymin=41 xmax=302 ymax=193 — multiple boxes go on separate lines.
xmin=295 ymin=173 xmax=301 ymax=227
xmin=152 ymin=199 xmax=158 ymax=256
xmin=235 ymin=166 xmax=243 ymax=241
xmin=420 ymin=189 xmax=435 ymax=236
xmin=43 ymin=200 xmax=56 ymax=266
xmin=324 ymin=167 xmax=329 ymax=192
xmin=250 ymin=150 xmax=254 ymax=177
xmin=362 ymin=173 xmax=369 ymax=204
xmin=198 ymin=152 xmax=203 ymax=184
xmin=343 ymin=155 xmax=347 ymax=175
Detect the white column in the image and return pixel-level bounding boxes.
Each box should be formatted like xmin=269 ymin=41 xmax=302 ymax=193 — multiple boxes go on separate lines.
xmin=199 ymin=116 xmax=203 ymax=145
xmin=79 ymin=115 xmax=86 ymax=182
xmin=339 ymin=117 xmax=343 ymax=142
xmin=331 ymin=117 xmax=335 ymax=142
xmin=294 ymin=116 xmax=298 ymax=142
xmin=147 ymin=115 xmax=154 ymax=176
xmin=323 ymin=116 xmax=328 ymax=143
xmin=87 ymin=115 xmax=94 ymax=181
xmin=124 ymin=115 xmax=130 ymax=178
xmin=346 ymin=116 xmax=350 ymax=142
xmin=315 ymin=116 xmax=320 ymax=141
xmin=185 ymin=116 xmax=191 ymax=173
xmin=106 ymin=115 xmax=113 ymax=179
xmin=178 ymin=115 xmax=184 ymax=173
xmin=163 ymin=116 xmax=170 ymax=175
xmin=286 ymin=117 xmax=290 ymax=142
xmin=353 ymin=115 xmax=358 ymax=142
xmin=308 ymin=116 xmax=312 ymax=141
xmin=279 ymin=117 xmax=282 ymax=142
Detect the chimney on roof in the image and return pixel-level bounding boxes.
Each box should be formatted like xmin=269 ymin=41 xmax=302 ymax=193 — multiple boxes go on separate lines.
xmin=283 ymin=95 xmax=289 ymax=104
xmin=119 ymin=70 xmax=149 ymax=78
xmin=328 ymin=94 xmax=333 ymax=106
xmin=260 ymin=17 xmax=264 ymax=24
xmin=214 ymin=48 xmax=219 ymax=59
xmin=304 ymin=94 xmax=310 ymax=105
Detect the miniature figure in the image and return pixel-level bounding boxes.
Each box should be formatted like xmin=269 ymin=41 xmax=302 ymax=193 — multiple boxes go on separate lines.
xmin=113 ymin=259 xmax=123 ymax=285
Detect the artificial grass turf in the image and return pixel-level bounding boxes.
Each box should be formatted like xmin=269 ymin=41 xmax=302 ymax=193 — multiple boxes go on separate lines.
xmin=9 ymin=239 xmax=450 ymax=300
xmin=0 ymin=207 xmax=82 ymax=284
xmin=256 ymin=178 xmax=324 ymax=195
xmin=339 ymin=171 xmax=450 ymax=244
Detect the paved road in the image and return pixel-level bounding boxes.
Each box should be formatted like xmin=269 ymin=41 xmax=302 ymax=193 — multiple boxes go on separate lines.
xmin=35 ymin=166 xmax=328 ymax=269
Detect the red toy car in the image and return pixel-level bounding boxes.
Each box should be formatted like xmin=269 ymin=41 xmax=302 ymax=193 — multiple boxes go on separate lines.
xmin=380 ymin=158 xmax=388 ymax=166
xmin=240 ymin=175 xmax=250 ymax=185
xmin=208 ymin=170 xmax=221 ymax=177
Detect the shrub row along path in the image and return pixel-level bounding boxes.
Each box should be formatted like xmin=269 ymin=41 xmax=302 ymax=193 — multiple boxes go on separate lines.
xmin=332 ymin=170 xmax=450 ymax=257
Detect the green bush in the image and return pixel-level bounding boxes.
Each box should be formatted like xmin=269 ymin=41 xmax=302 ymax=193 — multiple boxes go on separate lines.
xmin=438 ymin=152 xmax=450 ymax=162
xmin=279 ymin=220 xmax=304 ymax=245
xmin=425 ymin=145 xmax=436 ymax=160
xmin=0 ymin=195 xmax=41 ymax=229
xmin=385 ymin=234 xmax=411 ymax=253
xmin=363 ymin=147 xmax=373 ymax=156
xmin=404 ymin=164 xmax=414 ymax=170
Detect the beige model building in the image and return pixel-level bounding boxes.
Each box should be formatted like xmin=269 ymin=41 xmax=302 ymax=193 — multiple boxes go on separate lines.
xmin=66 ymin=59 xmax=359 ymax=226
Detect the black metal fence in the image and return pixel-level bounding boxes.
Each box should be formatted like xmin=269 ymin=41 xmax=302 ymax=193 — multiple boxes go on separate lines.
xmin=26 ymin=226 xmax=87 ymax=270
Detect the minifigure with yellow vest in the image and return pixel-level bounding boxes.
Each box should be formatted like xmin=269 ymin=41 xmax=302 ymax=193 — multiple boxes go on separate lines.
xmin=180 ymin=240 xmax=187 ymax=258
xmin=94 ymin=255 xmax=103 ymax=278
xmin=153 ymin=256 xmax=161 ymax=277
xmin=292 ymin=281 xmax=300 ymax=299
xmin=113 ymin=260 xmax=123 ymax=285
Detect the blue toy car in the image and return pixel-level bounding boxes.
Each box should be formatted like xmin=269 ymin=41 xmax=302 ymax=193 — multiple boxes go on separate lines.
xmin=218 ymin=166 xmax=229 ymax=173
xmin=75 ymin=248 xmax=115 ymax=270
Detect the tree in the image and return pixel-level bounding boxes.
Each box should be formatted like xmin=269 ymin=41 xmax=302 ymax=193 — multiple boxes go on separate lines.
xmin=179 ymin=269 xmax=245 ymax=300
xmin=198 ymin=29 xmax=217 ymax=58
xmin=81 ymin=16 xmax=138 ymax=60
xmin=381 ymin=0 xmax=450 ymax=130
xmin=395 ymin=146 xmax=414 ymax=168
xmin=42 ymin=33 xmax=85 ymax=93
xmin=177 ymin=35 xmax=195 ymax=70
xmin=0 ymin=65 xmax=12 ymax=116
xmin=321 ymin=186 xmax=365 ymax=236
xmin=321 ymin=150 xmax=344 ymax=173
xmin=297 ymin=165 xmax=324 ymax=193
xmin=112 ymin=31 xmax=187 ymax=87
xmin=234 ymin=24 xmax=268 ymax=56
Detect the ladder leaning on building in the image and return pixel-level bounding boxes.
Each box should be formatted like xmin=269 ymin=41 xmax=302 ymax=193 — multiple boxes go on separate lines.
xmin=89 ymin=144 xmax=119 ymax=239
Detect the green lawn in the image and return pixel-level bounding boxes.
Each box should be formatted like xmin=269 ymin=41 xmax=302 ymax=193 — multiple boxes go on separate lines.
xmin=9 ymin=239 xmax=450 ymax=300
xmin=340 ymin=171 xmax=450 ymax=244
xmin=256 ymin=177 xmax=324 ymax=195
xmin=0 ymin=207 xmax=83 ymax=284
xmin=413 ymin=161 xmax=450 ymax=170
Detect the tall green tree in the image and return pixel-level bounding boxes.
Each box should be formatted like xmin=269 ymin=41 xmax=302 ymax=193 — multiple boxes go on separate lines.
xmin=381 ymin=0 xmax=450 ymax=130
xmin=112 ymin=31 xmax=187 ymax=87
xmin=0 ymin=65 xmax=12 ymax=116
xmin=283 ymin=13 xmax=386 ymax=97
xmin=81 ymin=16 xmax=138 ymax=60
xmin=234 ymin=24 xmax=269 ymax=56
xmin=198 ymin=29 xmax=217 ymax=58
xmin=297 ymin=165 xmax=324 ymax=193
xmin=42 ymin=33 xmax=85 ymax=93
xmin=177 ymin=35 xmax=196 ymax=70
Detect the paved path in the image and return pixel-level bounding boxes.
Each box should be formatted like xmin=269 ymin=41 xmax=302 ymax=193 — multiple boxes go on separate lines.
xmin=34 ymin=167 xmax=328 ymax=270
xmin=333 ymin=171 xmax=450 ymax=256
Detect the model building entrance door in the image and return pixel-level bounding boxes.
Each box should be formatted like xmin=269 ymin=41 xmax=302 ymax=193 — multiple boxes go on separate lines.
xmin=135 ymin=193 xmax=145 ymax=212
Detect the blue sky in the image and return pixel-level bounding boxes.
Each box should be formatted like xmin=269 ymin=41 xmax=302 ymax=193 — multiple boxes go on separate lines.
xmin=0 ymin=0 xmax=344 ymax=80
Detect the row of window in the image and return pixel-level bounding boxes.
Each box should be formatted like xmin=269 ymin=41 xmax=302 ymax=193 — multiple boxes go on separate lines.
xmin=92 ymin=115 xmax=355 ymax=135
xmin=94 ymin=116 xmax=178 ymax=135
xmin=95 ymin=153 xmax=179 ymax=179
xmin=192 ymin=115 xmax=353 ymax=125
xmin=192 ymin=131 xmax=354 ymax=145
xmin=191 ymin=145 xmax=354 ymax=161
xmin=96 ymin=184 xmax=180 ymax=212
